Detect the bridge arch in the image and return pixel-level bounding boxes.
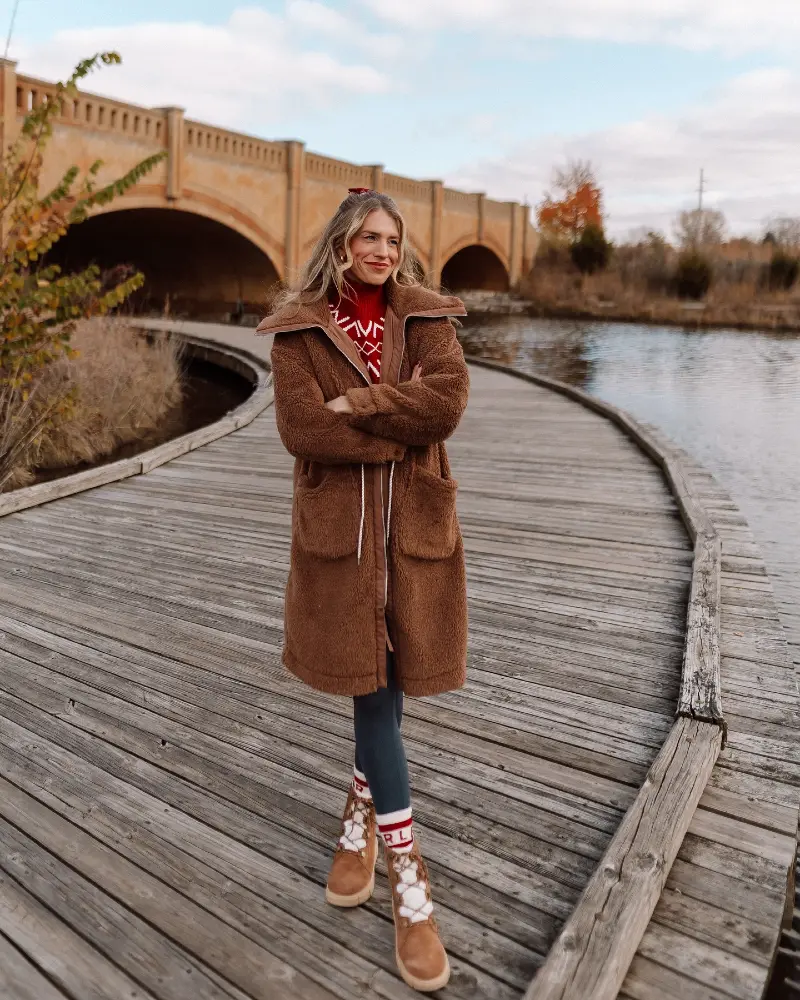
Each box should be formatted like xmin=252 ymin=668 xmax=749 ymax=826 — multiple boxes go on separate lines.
xmin=49 ymin=196 xmax=281 ymax=320
xmin=441 ymin=240 xmax=510 ymax=292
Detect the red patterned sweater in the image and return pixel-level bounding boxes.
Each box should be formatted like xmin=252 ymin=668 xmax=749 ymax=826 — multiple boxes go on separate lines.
xmin=329 ymin=280 xmax=387 ymax=383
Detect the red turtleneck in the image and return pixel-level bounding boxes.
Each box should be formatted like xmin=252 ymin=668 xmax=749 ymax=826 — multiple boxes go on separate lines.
xmin=329 ymin=280 xmax=387 ymax=383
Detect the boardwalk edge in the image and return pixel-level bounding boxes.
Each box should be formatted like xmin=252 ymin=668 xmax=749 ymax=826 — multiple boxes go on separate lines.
xmin=465 ymin=356 xmax=726 ymax=1000
xmin=0 ymin=332 xmax=273 ymax=520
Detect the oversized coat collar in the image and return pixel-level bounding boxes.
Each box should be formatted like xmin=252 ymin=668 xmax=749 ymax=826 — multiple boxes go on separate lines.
xmin=255 ymin=281 xmax=466 ymax=338
xmin=256 ymin=281 xmax=467 ymax=386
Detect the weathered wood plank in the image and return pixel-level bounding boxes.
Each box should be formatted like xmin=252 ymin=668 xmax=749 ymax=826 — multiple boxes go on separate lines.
xmin=0 ymin=334 xmax=793 ymax=1000
xmin=525 ymin=718 xmax=722 ymax=1000
xmin=678 ymin=532 xmax=724 ymax=729
xmin=0 ymin=932 xmax=69 ymax=1000
xmin=0 ymin=866 xmax=160 ymax=1000
xmin=0 ymin=711 xmax=523 ymax=998
xmin=0 ymin=337 xmax=272 ymax=519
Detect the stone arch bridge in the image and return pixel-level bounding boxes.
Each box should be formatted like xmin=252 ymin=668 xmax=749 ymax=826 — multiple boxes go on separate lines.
xmin=1 ymin=60 xmax=538 ymax=317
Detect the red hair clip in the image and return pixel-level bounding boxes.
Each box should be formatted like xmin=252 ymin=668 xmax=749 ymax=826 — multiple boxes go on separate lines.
xmin=348 ymin=187 xmax=372 ymax=194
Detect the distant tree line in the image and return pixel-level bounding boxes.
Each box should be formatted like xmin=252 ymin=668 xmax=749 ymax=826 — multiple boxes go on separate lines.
xmin=534 ymin=161 xmax=799 ymax=300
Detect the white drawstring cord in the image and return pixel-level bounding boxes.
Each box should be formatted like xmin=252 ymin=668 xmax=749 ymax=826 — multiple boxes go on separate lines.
xmin=357 ymin=463 xmax=366 ymax=564
xmin=357 ymin=461 xmax=393 ymax=565
xmin=386 ymin=461 xmax=395 ymax=543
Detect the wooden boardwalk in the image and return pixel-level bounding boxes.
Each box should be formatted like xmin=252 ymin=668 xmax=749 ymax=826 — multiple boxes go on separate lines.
xmin=0 ymin=328 xmax=796 ymax=999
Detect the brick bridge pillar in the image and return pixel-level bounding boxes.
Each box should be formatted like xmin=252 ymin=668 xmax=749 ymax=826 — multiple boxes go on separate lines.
xmin=429 ymin=180 xmax=444 ymax=288
xmin=0 ymin=58 xmax=17 ymax=163
xmin=155 ymin=105 xmax=185 ymax=201
xmin=284 ymin=139 xmax=306 ymax=282
xmin=0 ymin=59 xmax=18 ymax=249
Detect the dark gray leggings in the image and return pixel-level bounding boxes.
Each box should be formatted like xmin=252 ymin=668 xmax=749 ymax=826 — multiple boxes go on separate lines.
xmin=353 ymin=651 xmax=410 ymax=815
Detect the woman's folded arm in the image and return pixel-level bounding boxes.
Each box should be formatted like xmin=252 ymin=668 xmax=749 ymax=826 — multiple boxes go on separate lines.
xmin=271 ymin=334 xmax=406 ymax=465
xmin=344 ymin=318 xmax=469 ymax=446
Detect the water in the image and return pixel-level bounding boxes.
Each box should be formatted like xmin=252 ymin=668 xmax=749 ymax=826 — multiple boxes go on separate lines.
xmin=460 ymin=315 xmax=800 ymax=665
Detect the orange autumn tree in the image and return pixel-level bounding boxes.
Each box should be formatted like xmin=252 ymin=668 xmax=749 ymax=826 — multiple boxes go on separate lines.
xmin=537 ymin=160 xmax=603 ymax=243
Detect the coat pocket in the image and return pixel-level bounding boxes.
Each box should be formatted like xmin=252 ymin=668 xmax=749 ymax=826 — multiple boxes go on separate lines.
xmin=294 ymin=473 xmax=360 ymax=559
xmin=397 ymin=465 xmax=459 ymax=560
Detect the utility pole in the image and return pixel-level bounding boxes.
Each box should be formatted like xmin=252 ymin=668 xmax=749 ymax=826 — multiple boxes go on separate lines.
xmin=691 ymin=168 xmax=706 ymax=249
xmin=4 ymin=0 xmax=21 ymax=60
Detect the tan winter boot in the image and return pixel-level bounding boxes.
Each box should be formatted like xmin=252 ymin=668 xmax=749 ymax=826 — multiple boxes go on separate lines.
xmin=326 ymin=786 xmax=377 ymax=907
xmin=386 ymin=842 xmax=451 ymax=992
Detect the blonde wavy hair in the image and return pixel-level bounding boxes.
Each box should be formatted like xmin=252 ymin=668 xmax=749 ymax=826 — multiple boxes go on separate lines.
xmin=271 ymin=190 xmax=424 ymax=312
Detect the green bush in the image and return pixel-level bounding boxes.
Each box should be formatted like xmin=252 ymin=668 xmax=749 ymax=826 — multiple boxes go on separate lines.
xmin=674 ymin=251 xmax=712 ymax=299
xmin=764 ymin=252 xmax=800 ymax=291
xmin=0 ymin=52 xmax=166 ymax=491
xmin=570 ymin=223 xmax=612 ymax=274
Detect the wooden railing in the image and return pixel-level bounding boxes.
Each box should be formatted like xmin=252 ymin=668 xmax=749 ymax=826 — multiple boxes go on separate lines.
xmin=465 ymin=359 xmax=725 ymax=1000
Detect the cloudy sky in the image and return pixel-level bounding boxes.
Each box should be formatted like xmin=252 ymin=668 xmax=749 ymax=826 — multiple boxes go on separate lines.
xmin=5 ymin=0 xmax=799 ymax=238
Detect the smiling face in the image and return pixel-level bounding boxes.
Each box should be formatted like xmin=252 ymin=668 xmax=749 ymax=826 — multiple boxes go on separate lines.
xmin=347 ymin=208 xmax=401 ymax=286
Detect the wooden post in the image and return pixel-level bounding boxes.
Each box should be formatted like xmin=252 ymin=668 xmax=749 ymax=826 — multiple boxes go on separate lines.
xmin=678 ymin=531 xmax=723 ymax=727
xmin=370 ymin=164 xmax=384 ymax=192
xmin=430 ymin=180 xmax=444 ymax=288
xmin=159 ymin=106 xmax=185 ymax=201
xmin=525 ymin=717 xmax=723 ymax=1000
xmin=284 ymin=140 xmax=305 ymax=282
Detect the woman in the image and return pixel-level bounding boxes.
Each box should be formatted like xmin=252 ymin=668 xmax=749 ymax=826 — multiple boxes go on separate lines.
xmin=256 ymin=188 xmax=469 ymax=993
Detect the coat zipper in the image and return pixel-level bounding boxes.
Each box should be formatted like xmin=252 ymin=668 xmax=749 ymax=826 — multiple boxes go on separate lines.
xmin=296 ymin=310 xmax=465 ymax=680
xmin=307 ymin=321 xmax=387 ymax=678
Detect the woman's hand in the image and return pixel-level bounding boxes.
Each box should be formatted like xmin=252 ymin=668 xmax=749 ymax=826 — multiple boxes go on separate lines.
xmin=325 ymin=395 xmax=354 ymax=414
xmin=326 ymin=367 xmax=419 ymax=413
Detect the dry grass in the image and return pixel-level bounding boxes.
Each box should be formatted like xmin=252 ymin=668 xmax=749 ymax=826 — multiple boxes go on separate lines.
xmin=1 ymin=318 xmax=185 ymax=492
xmin=520 ymin=253 xmax=800 ymax=332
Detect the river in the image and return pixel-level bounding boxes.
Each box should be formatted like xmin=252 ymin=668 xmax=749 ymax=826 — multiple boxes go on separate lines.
xmin=460 ymin=315 xmax=800 ymax=672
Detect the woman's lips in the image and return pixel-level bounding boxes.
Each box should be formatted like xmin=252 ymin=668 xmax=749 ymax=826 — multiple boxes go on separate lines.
xmin=367 ymin=262 xmax=389 ymax=269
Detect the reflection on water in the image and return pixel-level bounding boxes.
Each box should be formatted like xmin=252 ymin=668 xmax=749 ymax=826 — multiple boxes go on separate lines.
xmin=461 ymin=316 xmax=800 ymax=660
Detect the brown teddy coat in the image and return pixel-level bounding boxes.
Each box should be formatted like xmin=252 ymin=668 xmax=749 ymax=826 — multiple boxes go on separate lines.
xmin=255 ymin=281 xmax=469 ymax=697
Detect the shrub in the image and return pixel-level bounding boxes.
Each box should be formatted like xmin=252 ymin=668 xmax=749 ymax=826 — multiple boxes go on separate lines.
xmin=570 ymin=223 xmax=612 ymax=274
xmin=764 ymin=252 xmax=800 ymax=291
xmin=19 ymin=319 xmax=185 ymax=485
xmin=674 ymin=251 xmax=713 ymax=299
xmin=0 ymin=52 xmax=166 ymax=492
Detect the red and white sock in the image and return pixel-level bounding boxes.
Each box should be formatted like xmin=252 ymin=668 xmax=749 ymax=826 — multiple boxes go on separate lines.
xmin=377 ymin=807 xmax=414 ymax=854
xmin=352 ymin=767 xmax=372 ymax=801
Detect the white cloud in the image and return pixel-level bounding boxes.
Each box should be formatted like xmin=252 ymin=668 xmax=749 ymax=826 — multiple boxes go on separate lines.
xmin=286 ymin=0 xmax=403 ymax=58
xmin=15 ymin=6 xmax=391 ymax=130
xmin=363 ymin=0 xmax=800 ymax=53
xmin=446 ymin=69 xmax=800 ymax=237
